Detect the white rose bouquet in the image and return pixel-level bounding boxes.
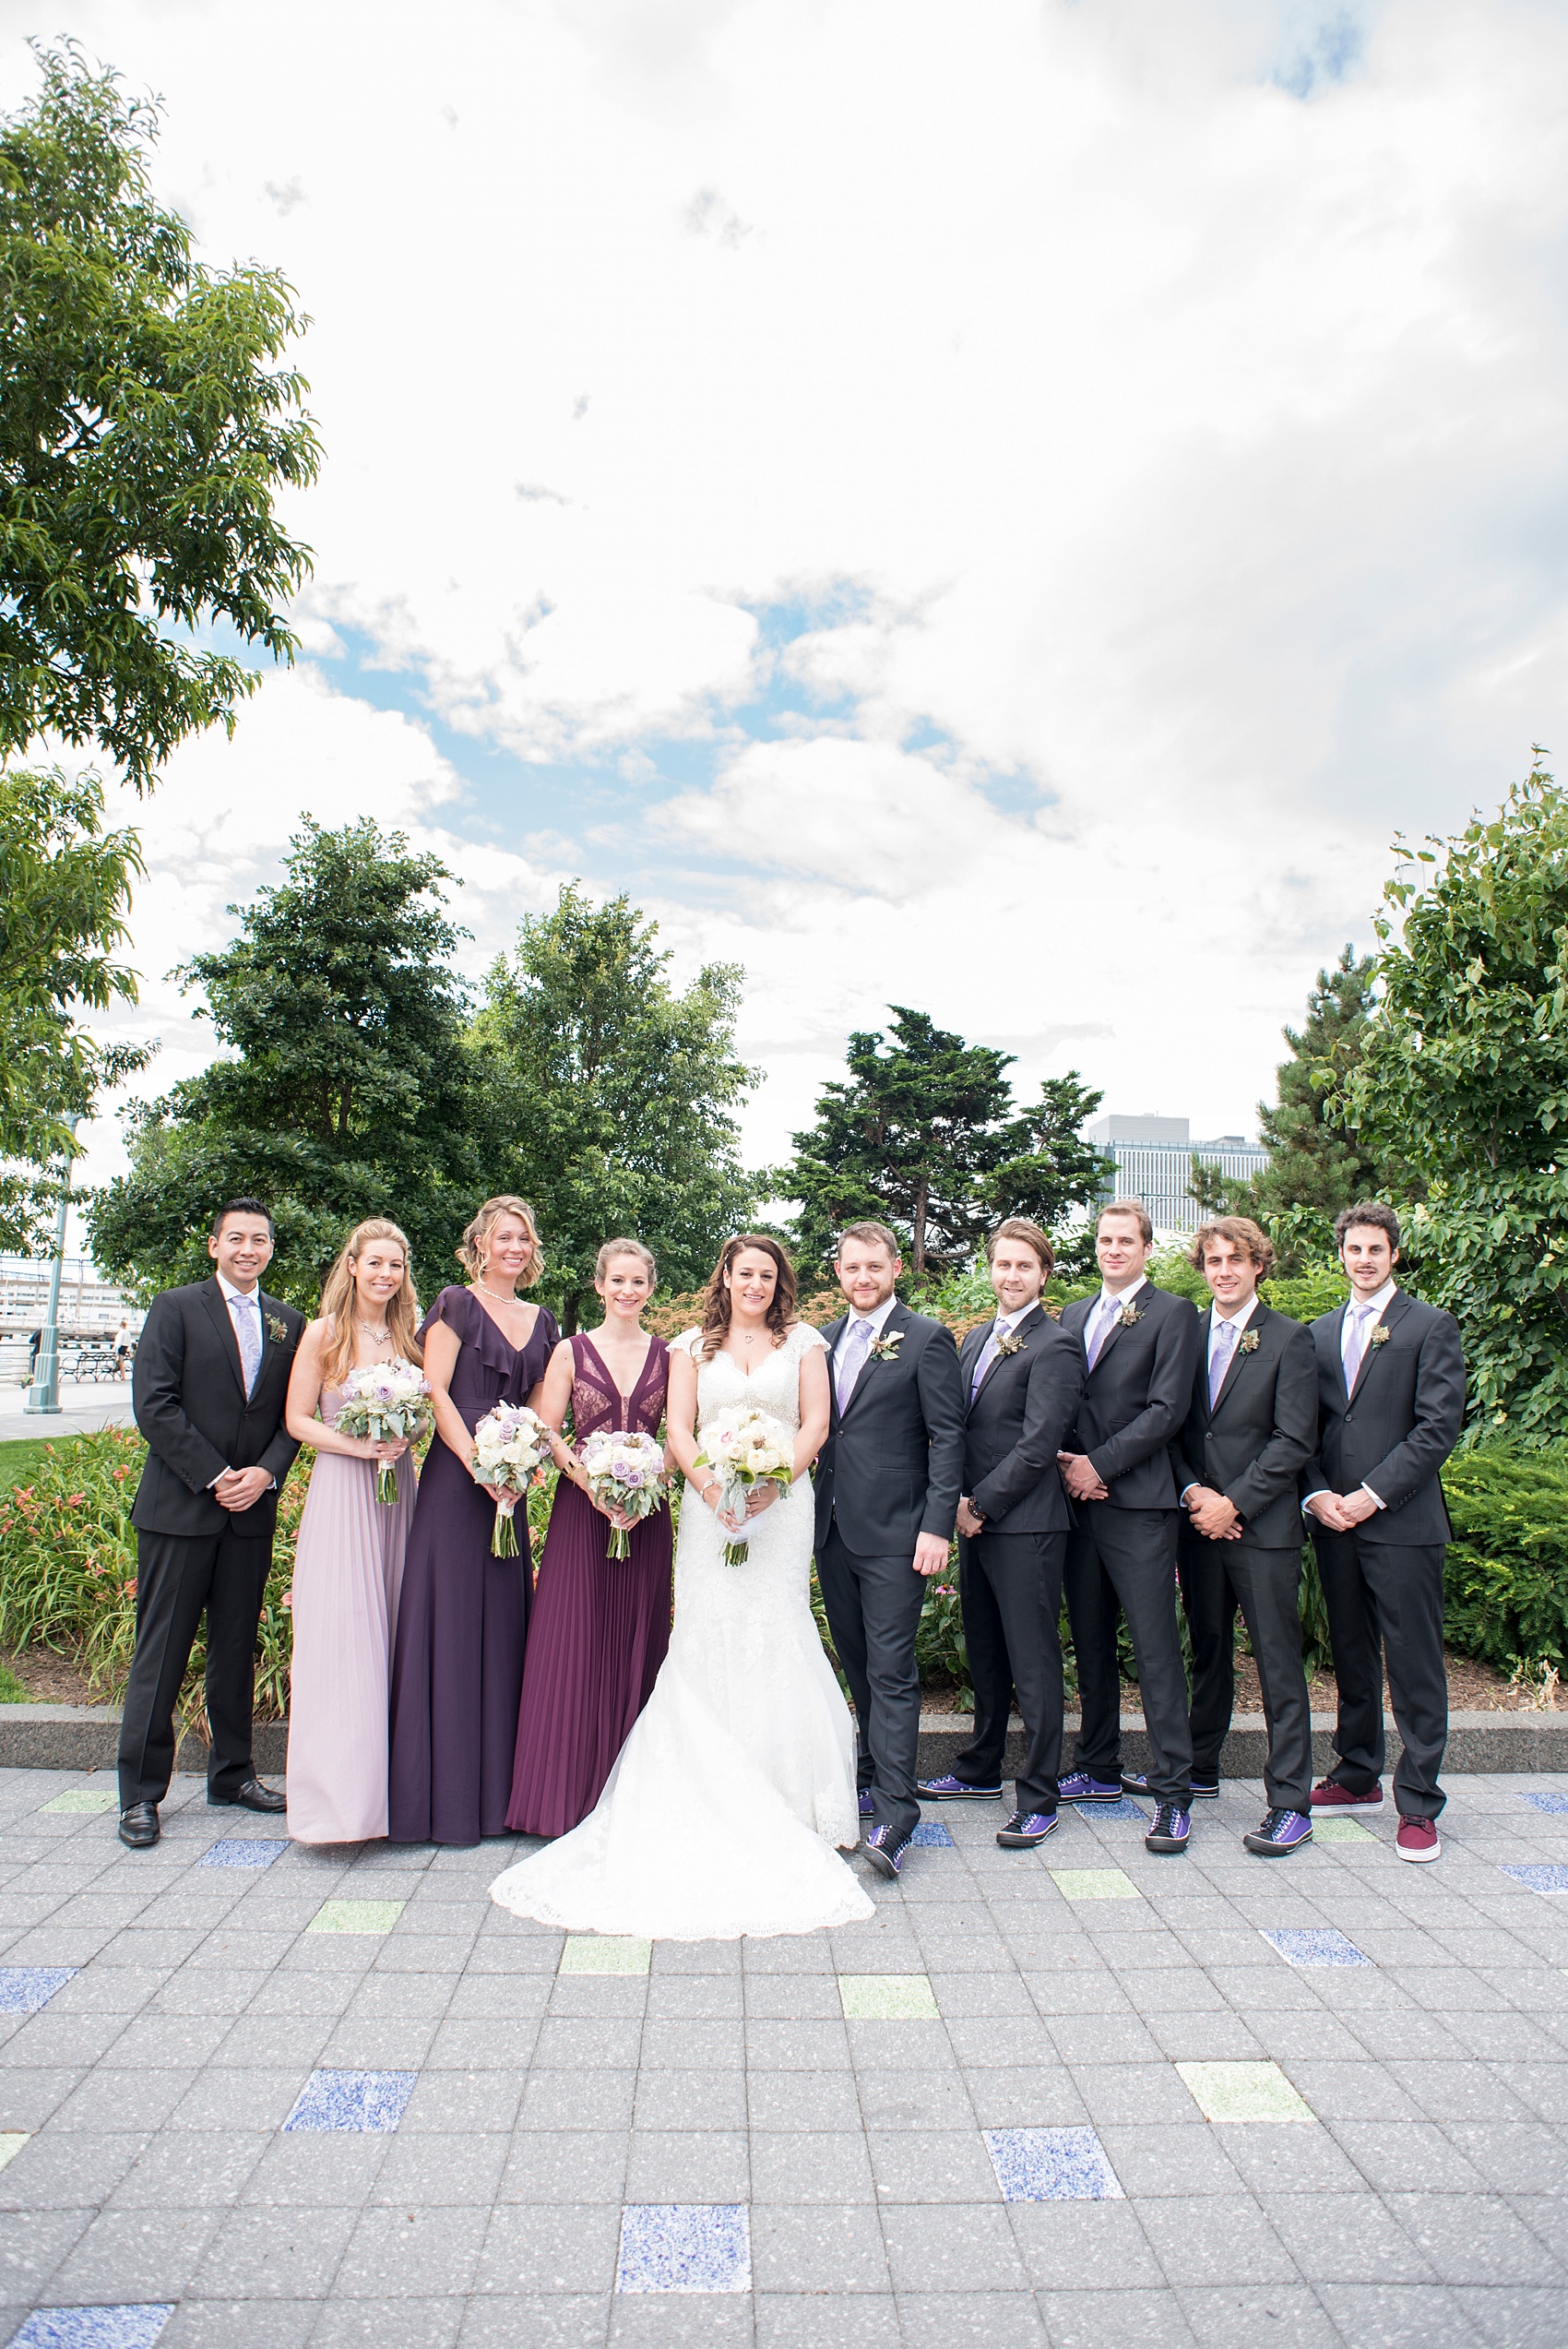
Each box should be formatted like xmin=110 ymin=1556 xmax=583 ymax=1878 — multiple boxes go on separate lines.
xmin=577 ymin=1429 xmax=669 ymax=1559
xmin=692 ymin=1405 xmax=794 ymax=1567
xmin=469 ymin=1402 xmax=552 ymax=1556
xmin=332 ymin=1363 xmax=434 ymax=1504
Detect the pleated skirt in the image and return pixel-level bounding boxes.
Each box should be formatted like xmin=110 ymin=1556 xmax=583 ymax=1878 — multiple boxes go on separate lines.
xmin=505 ymin=1478 xmax=672 ymax=1837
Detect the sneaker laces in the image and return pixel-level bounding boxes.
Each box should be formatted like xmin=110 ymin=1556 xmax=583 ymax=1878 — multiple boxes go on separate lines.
xmin=1258 ymin=1806 xmax=1295 ymax=1837
xmin=1151 ymin=1801 xmax=1185 ymax=1833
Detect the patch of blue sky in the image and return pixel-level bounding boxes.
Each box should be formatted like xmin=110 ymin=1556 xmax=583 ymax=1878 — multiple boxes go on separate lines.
xmin=1270 ymin=4 xmax=1367 ymax=101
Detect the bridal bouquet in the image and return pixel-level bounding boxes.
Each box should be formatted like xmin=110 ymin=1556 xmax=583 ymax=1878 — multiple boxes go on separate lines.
xmin=332 ymin=1363 xmax=434 ymax=1504
xmin=577 ymin=1429 xmax=669 ymax=1559
xmin=692 ymin=1406 xmax=794 ymax=1567
xmin=470 ymin=1403 xmax=552 ymax=1556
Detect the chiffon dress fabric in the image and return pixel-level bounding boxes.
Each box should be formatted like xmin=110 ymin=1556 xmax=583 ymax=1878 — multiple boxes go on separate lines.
xmin=490 ymin=1322 xmax=873 ymax=1938
xmin=505 ymin=1333 xmax=672 ymax=1838
xmin=387 ymin=1286 xmax=559 ymax=1844
xmin=284 ymin=1382 xmax=415 ymax=1844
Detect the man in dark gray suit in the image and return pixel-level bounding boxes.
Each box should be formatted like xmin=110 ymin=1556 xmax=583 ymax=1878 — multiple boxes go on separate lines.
xmin=918 ymin=1219 xmax=1084 ymax=1848
xmin=1162 ymin=1216 xmax=1319 ymax=1856
xmin=814 ymin=1221 xmax=966 ymax=1878
xmin=1057 ymin=1199 xmax=1201 ymax=1854
xmin=1301 ymin=1202 xmax=1466 ymax=1863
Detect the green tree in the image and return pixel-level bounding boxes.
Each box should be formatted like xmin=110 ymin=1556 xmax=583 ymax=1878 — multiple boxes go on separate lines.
xmin=87 ymin=820 xmax=477 ymax=1306
xmin=1340 ymin=754 xmax=1568 ymax=1441
xmin=1 ymin=44 xmax=319 ymax=793
xmin=471 ymin=884 xmax=756 ymax=1330
xmin=0 ymin=767 xmax=147 ymax=1250
xmin=783 ymin=1008 xmax=1109 ymax=1281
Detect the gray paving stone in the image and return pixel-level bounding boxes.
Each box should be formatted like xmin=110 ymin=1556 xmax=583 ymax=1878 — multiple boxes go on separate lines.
xmin=45 ymin=2200 xmax=225 ymax=2297
xmin=754 ymin=2293 xmax=899 ymax=2347
xmin=1261 ymin=2190 xmax=1436 ymax=2283
xmin=398 ymin=2067 xmax=524 ymax=2132
xmin=110 ymin=2127 xmax=267 ymax=2208
xmin=1172 ymin=2285 xmax=1341 ymax=2347
xmin=1384 ymin=2189 xmax=1568 ymax=2285
xmin=1091 ymin=2122 xmax=1242 ymax=2198
xmin=0 ymin=2204 xmax=93 ymax=2295
xmin=749 ymin=2203 xmax=890 ymax=2293
xmin=457 ymin=2295 xmax=610 ymax=2347
xmin=748 ymin=2129 xmax=875 ymax=2203
xmin=373 ymin=2129 xmax=509 ymax=2206
xmin=743 ymin=2072 xmax=861 ymax=2133
xmin=190 ymin=2201 xmax=360 ymax=2296
xmin=1315 ymin=2282 xmax=1486 ymax=2347
xmin=895 ymin=2289 xmax=1047 ymax=2344
xmin=474 ymin=2200 xmax=622 ymax=2295
xmin=1451 ymin=2285 xmax=1568 ymax=2348
xmin=850 ymin=2069 xmax=977 ymax=2129
xmin=1008 ymin=2200 xmax=1165 ymax=2289
xmin=499 ymin=2130 xmax=630 ymax=2203
xmin=159 ymin=2299 xmax=320 ymax=2346
xmin=1036 ymin=2288 xmax=1199 ymax=2346
xmin=0 ymin=2127 xmax=146 ymax=2211
xmin=239 ymin=2132 xmax=390 ymax=2206
xmin=309 ymin=2295 xmax=466 ymax=2346
xmin=333 ymin=2202 xmax=488 ymax=2295
xmin=522 ymin=2070 xmax=640 ymax=2131
xmin=606 ymin=2299 xmax=754 ymax=2346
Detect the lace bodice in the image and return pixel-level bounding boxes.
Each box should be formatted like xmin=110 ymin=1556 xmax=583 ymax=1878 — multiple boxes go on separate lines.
xmin=671 ymin=1321 xmax=826 ymax=1436
xmin=568 ymin=1332 xmax=668 ymax=1439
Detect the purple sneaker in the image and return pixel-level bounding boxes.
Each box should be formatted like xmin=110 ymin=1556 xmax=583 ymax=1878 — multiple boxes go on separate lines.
xmin=1059 ymin=1771 xmax=1123 ymax=1804
xmin=1243 ymin=1806 xmax=1313 ymax=1857
xmin=916 ymin=1773 xmax=1003 ymax=1801
xmin=1145 ymin=1802 xmax=1191 ymax=1854
xmin=858 ymin=1788 xmax=876 ymax=1820
xmin=862 ymin=1824 xmax=910 ymax=1879
xmin=996 ymin=1809 xmax=1059 ymax=1848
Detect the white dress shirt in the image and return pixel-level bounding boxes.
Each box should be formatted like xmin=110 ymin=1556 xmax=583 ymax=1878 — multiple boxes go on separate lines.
xmin=210 ymin=1270 xmax=273 ymax=1491
xmin=834 ymin=1292 xmax=899 ymax=1366
xmin=1179 ymin=1293 xmax=1260 ymax=1504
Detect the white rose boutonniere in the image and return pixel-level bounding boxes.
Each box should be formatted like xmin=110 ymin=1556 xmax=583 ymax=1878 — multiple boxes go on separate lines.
xmin=1238 ymin=1328 xmax=1260 ymax=1355
xmin=1370 ymin=1324 xmax=1391 ymax=1348
xmin=1113 ymin=1300 xmax=1144 ymax=1330
xmin=870 ymin=1330 xmax=904 ymax=1363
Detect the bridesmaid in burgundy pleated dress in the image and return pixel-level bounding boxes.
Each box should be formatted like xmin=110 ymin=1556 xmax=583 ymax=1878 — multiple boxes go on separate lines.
xmin=506 ymin=1239 xmax=672 ymax=1837
xmin=388 ymin=1197 xmax=559 ymax=1844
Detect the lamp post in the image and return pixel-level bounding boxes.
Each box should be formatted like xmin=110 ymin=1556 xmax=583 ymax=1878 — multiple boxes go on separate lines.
xmin=24 ymin=1126 xmax=78 ymax=1418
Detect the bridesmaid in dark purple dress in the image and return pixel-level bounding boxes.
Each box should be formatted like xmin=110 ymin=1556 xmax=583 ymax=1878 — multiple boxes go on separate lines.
xmin=506 ymin=1239 xmax=672 ymax=1837
xmin=388 ymin=1197 xmax=559 ymax=1844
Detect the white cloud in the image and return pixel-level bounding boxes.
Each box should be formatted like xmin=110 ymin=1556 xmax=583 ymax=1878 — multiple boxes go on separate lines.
xmin=6 ymin=0 xmax=1566 ymax=1221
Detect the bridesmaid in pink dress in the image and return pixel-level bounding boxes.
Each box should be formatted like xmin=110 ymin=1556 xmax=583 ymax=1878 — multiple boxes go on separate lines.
xmin=283 ymin=1219 xmax=422 ymax=1843
xmin=505 ymin=1239 xmax=672 ymax=1837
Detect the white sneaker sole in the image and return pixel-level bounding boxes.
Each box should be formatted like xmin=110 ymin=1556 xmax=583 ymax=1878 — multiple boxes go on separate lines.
xmin=1396 ymin=1837 xmax=1441 ymax=1863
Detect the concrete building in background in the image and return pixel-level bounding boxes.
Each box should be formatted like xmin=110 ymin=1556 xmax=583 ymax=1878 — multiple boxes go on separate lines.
xmin=1087 ymin=1115 xmax=1270 ymax=1239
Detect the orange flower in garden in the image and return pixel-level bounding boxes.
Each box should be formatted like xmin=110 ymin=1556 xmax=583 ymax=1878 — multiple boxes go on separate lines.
xmin=112 ymin=1465 xmax=129 ymax=1482
xmin=280 ymin=1591 xmax=292 ymax=1610
xmin=123 ymin=1580 xmax=137 ymax=1597
xmin=65 ymin=1493 xmax=85 ymax=1507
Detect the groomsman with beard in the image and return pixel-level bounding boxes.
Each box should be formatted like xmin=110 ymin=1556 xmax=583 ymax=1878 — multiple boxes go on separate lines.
xmin=1154 ymin=1216 xmax=1319 ymax=1856
xmin=1301 ymin=1202 xmax=1465 ymax=1863
xmin=1056 ymin=1200 xmax=1201 ymax=1854
xmin=814 ymin=1221 xmax=966 ymax=1880
xmin=918 ymin=1219 xmax=1085 ymax=1847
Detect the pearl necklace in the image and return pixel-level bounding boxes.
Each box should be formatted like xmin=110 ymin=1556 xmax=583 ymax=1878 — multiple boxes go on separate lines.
xmin=476 ymin=1280 xmax=525 ymax=1307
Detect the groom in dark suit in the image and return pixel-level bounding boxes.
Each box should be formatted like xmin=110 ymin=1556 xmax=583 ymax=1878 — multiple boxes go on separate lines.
xmin=1057 ymin=1199 xmax=1201 ymax=1854
xmin=918 ymin=1219 xmax=1084 ymax=1847
xmin=1166 ymin=1217 xmax=1318 ymax=1856
xmin=118 ymin=1199 xmax=305 ymax=1847
xmin=1301 ymin=1201 xmax=1465 ymax=1863
xmin=814 ymin=1220 xmax=965 ymax=1878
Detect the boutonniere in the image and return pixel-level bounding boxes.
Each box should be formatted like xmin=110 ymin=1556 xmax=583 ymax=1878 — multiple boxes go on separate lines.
xmin=1370 ymin=1324 xmax=1390 ymax=1348
xmin=265 ymin=1314 xmax=290 ymax=1346
xmin=994 ymin=1329 xmax=1027 ymax=1359
xmin=1113 ymin=1300 xmax=1143 ymax=1329
xmin=1238 ymin=1329 xmax=1261 ymax=1355
xmin=870 ymin=1330 xmax=903 ymax=1363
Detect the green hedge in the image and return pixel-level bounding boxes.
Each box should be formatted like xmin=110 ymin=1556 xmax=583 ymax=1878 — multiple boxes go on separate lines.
xmin=1443 ymin=1443 xmax=1568 ymax=1682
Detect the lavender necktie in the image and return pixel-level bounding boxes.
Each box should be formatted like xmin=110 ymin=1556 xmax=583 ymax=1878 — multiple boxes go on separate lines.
xmin=1208 ymin=1316 xmax=1239 ymax=1410
xmin=231 ymin=1292 xmax=262 ymax=1397
xmin=836 ymin=1317 xmax=874 ymax=1411
xmin=971 ymin=1320 xmax=1004 ymax=1398
xmin=1085 ymin=1296 xmax=1117 ymax=1371
xmin=1343 ymin=1303 xmax=1375 ymax=1391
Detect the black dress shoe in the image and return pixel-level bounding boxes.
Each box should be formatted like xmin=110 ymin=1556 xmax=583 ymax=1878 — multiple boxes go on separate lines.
xmin=209 ymin=1777 xmax=287 ymax=1813
xmin=119 ymin=1801 xmax=160 ymax=1849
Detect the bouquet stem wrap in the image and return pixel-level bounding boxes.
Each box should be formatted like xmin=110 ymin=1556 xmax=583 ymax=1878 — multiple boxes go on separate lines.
xmin=469 ymin=1404 xmax=552 ymax=1556
xmin=577 ymin=1430 xmax=669 ymax=1559
xmin=692 ymin=1405 xmax=794 ymax=1567
xmin=331 ymin=1364 xmax=434 ymax=1505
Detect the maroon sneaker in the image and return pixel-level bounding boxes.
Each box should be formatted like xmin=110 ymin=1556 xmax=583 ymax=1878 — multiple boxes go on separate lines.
xmin=1309 ymin=1778 xmax=1384 ymax=1808
xmin=1396 ymin=1815 xmax=1441 ymax=1863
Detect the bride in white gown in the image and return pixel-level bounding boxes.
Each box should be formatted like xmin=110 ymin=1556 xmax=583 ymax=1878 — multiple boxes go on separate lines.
xmin=490 ymin=1236 xmax=873 ymax=1938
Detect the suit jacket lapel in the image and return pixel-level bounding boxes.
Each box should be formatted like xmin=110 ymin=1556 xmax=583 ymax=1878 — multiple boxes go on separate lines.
xmin=1348 ymin=1290 xmax=1408 ymax=1403
xmin=971 ymin=1302 xmax=1043 ymax=1405
xmin=201 ymin=1277 xmax=247 ymax=1398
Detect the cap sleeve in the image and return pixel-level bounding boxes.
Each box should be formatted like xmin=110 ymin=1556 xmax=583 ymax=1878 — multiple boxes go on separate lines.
xmin=792 ymin=1323 xmax=828 ymax=1356
xmin=670 ymin=1327 xmax=703 ymax=1358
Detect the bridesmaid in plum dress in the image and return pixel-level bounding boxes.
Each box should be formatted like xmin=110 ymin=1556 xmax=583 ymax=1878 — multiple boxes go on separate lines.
xmin=388 ymin=1196 xmax=559 ymax=1844
xmin=284 ymin=1219 xmax=422 ymax=1844
xmin=506 ymin=1238 xmax=672 ymax=1837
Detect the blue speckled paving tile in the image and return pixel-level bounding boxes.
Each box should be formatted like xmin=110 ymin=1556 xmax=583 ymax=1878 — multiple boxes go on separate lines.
xmin=910 ymin=1821 xmax=955 ymax=1847
xmin=1260 ymin=1926 xmax=1372 ymax=1969
xmin=0 ymin=1967 xmax=78 ymax=2014
xmin=984 ymin=2126 xmax=1125 ymax=2201
xmin=283 ymin=2068 xmax=417 ymax=2133
xmin=200 ymin=1837 xmax=288 ymax=1869
xmin=616 ymin=2204 xmax=751 ymax=2293
xmin=1517 ymin=1789 xmax=1568 ymax=1816
xmin=1074 ymin=1798 xmax=1146 ymax=1821
xmin=1502 ymin=1863 xmax=1568 ymax=1894
xmin=8 ymin=2309 xmax=172 ymax=2348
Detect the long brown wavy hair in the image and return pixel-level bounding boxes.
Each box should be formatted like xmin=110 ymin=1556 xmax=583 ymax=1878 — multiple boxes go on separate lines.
xmin=696 ymin=1234 xmax=798 ymax=1362
xmin=318 ymin=1220 xmax=423 ymax=1389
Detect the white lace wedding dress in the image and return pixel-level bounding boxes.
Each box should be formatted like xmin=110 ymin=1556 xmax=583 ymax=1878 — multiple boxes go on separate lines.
xmin=489 ymin=1323 xmax=873 ymax=1938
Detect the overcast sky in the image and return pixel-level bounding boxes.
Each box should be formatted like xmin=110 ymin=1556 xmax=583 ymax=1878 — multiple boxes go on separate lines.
xmin=6 ymin=0 xmax=1567 ymax=1226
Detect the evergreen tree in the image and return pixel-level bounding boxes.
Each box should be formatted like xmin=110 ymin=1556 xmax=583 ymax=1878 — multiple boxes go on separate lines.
xmin=1251 ymin=946 xmax=1385 ymax=1217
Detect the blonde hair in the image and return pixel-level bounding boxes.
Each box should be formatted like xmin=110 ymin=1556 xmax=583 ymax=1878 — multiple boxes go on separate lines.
xmin=457 ymin=1196 xmax=543 ymax=1286
xmin=318 ymin=1221 xmax=422 ymax=1389
xmin=987 ymin=1217 xmax=1055 ymax=1276
xmin=1190 ymin=1216 xmax=1275 ymax=1280
xmin=596 ymin=1237 xmax=657 ymax=1283
xmin=1099 ymin=1197 xmax=1154 ymax=1246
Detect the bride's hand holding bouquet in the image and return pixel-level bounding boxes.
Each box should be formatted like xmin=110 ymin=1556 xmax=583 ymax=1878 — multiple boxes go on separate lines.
xmin=692 ymin=1405 xmax=794 ymax=1566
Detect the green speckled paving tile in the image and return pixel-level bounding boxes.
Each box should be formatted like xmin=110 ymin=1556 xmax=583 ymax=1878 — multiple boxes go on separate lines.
xmin=560 ymin=1935 xmax=652 ymax=1974
xmin=42 ymin=1789 xmax=119 ymax=1814
xmin=307 ymin=1899 xmax=405 ymax=1935
xmin=0 ymin=2133 xmax=28 ymax=2171
xmin=1047 ymin=1867 xmax=1141 ymax=1902
xmin=838 ymin=1973 xmax=939 ymax=2020
xmin=1177 ymin=2060 xmax=1314 ymax=2123
xmin=1313 ymin=1818 xmax=1377 ymax=1843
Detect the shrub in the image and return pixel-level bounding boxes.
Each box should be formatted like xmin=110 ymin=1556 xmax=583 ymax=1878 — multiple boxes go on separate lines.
xmin=1442 ymin=1442 xmax=1568 ymax=1678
